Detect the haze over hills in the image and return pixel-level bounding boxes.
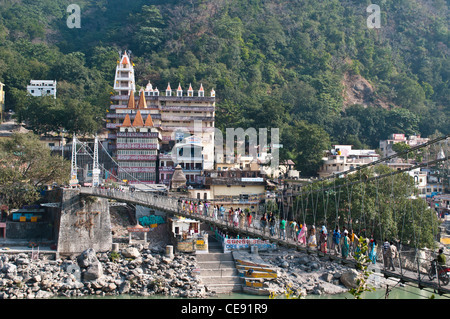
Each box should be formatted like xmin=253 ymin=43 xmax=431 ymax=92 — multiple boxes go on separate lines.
xmin=0 ymin=0 xmax=448 ymax=174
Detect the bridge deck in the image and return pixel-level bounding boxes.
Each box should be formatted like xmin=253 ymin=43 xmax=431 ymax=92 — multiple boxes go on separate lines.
xmin=80 ymin=187 xmax=450 ymax=296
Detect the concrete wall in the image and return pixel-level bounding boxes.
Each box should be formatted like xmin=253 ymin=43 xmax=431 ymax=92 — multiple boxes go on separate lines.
xmin=6 ymin=222 xmax=52 ymax=240
xmin=58 ymin=189 xmax=112 ymax=256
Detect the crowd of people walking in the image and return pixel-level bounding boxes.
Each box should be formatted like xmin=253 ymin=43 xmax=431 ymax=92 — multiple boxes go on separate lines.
xmin=177 ymin=201 xmax=419 ymax=271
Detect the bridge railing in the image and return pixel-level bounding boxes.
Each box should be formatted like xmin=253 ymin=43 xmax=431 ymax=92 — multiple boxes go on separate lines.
xmin=80 ymin=187 xmax=180 ymax=212
xmin=80 ymin=187 xmax=450 ymax=290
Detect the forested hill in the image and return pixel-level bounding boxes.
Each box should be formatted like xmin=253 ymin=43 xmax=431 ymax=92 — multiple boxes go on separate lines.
xmin=0 ymin=0 xmax=448 ymax=175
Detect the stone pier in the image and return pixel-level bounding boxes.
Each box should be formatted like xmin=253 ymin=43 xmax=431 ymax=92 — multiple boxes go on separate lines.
xmin=57 ymin=189 xmax=112 ymax=256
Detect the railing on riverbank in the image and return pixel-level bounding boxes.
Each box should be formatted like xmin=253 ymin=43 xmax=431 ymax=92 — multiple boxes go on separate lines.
xmin=79 ymin=187 xmax=450 ymax=295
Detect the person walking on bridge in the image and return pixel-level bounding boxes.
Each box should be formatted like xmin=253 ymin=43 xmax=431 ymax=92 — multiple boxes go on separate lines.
xmin=332 ymin=226 xmax=341 ymax=255
xmin=388 ymin=241 xmax=397 ymax=271
xmin=319 ymin=226 xmax=327 ymax=253
xmin=342 ymin=232 xmax=349 ymax=258
xmin=260 ymin=213 xmax=267 ymax=233
xmin=297 ymin=223 xmax=307 ymax=246
xmin=279 ymin=217 xmax=287 ymax=240
xmin=382 ymin=239 xmax=390 ymax=270
xmin=268 ymin=212 xmax=276 ymax=236
xmin=289 ymin=220 xmax=297 ymax=241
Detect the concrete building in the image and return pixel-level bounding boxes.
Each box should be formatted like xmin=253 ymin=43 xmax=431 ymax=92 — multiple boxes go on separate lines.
xmin=199 ymin=169 xmax=268 ymax=212
xmin=106 ymin=52 xmax=216 ymax=185
xmin=379 ymin=134 xmax=429 ymax=158
xmin=26 ymin=80 xmax=57 ymax=98
xmin=116 ymin=104 xmax=161 ymax=184
xmin=113 ymin=51 xmax=135 ymax=96
xmin=318 ymin=145 xmax=380 ymax=178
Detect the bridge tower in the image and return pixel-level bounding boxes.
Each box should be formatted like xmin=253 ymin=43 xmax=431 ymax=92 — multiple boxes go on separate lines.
xmin=70 ymin=135 xmax=78 ymax=186
xmin=92 ymin=135 xmax=100 ymax=187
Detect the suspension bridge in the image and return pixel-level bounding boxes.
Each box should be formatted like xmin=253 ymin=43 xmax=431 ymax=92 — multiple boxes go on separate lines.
xmin=70 ymin=133 xmax=450 ymax=296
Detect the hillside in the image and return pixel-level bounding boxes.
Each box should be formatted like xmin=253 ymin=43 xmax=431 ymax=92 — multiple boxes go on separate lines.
xmin=0 ymin=0 xmax=448 ymax=175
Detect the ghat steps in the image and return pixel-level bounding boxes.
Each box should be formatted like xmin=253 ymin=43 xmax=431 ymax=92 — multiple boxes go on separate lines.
xmin=196 ymin=234 xmax=242 ymax=294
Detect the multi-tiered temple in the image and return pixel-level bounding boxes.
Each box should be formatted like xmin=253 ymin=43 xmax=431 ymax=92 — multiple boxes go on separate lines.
xmin=106 ymin=52 xmax=216 ymax=185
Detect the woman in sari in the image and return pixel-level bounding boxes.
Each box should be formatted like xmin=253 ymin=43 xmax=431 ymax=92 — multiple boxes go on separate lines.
xmin=319 ymin=227 xmax=328 ymax=253
xmin=297 ymin=223 xmax=307 ymax=246
xmin=308 ymin=226 xmax=317 ymax=249
xmin=247 ymin=212 xmax=252 ymax=228
xmin=342 ymin=233 xmax=349 ymax=259
xmin=369 ymin=239 xmax=377 ymax=264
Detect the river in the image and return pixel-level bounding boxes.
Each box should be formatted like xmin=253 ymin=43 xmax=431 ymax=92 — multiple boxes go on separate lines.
xmin=59 ymin=284 xmax=447 ymax=300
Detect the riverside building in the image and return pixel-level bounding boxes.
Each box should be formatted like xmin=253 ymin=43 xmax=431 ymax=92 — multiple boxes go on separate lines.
xmin=106 ymin=52 xmax=216 ymax=186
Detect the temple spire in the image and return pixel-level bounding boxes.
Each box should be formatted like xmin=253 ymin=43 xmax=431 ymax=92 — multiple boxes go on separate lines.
xmin=121 ymin=114 xmax=132 ymax=127
xmin=127 ymin=90 xmax=136 ymax=109
xmin=132 ymin=110 xmax=144 ymax=127
xmin=137 ymin=89 xmax=147 ymax=109
xmin=144 ymin=114 xmax=154 ymax=127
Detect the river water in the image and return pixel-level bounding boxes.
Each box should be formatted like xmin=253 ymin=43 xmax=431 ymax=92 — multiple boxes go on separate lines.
xmin=61 ymin=284 xmax=447 ymax=300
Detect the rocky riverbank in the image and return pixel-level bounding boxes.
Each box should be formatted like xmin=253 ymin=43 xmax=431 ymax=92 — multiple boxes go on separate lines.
xmin=0 ymin=244 xmax=209 ymax=299
xmin=256 ymin=247 xmax=393 ymax=297
xmin=0 ymin=242 xmax=395 ymax=299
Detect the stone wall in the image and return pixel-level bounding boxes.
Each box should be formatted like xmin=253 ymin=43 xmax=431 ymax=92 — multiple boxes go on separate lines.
xmin=5 ymin=222 xmax=52 ymax=240
xmin=57 ymin=189 xmax=112 ymax=256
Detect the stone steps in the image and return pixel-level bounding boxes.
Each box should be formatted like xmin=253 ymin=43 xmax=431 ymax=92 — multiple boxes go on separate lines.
xmin=196 ymin=234 xmax=243 ymax=294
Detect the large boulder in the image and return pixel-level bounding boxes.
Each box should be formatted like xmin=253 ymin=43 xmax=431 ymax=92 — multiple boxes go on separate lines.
xmin=82 ymin=262 xmax=103 ymax=282
xmin=77 ymin=248 xmax=99 ymax=268
xmin=122 ymin=247 xmax=140 ymax=259
xmin=339 ymin=269 xmax=362 ymax=289
xmin=77 ymin=248 xmax=104 ymax=282
xmin=2 ymin=263 xmax=17 ymax=274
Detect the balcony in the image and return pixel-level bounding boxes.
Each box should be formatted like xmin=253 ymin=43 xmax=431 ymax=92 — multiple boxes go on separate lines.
xmin=159 ymin=153 xmax=174 ymax=160
xmin=161 ymin=126 xmax=215 ymax=133
xmin=117 ymin=155 xmax=157 ymax=161
xmin=116 ymin=143 xmax=159 ymax=150
xmin=116 ymin=132 xmax=160 ymax=138
xmin=106 ymin=123 xmax=121 ymax=129
xmin=110 ymin=95 xmax=131 ymax=101
xmin=118 ymin=167 xmax=156 ymax=173
xmin=161 ymin=115 xmax=215 ymax=122
xmin=161 ymin=106 xmax=215 ymax=112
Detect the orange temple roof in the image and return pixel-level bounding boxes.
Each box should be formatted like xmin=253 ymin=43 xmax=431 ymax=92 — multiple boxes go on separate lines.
xmin=121 ymin=114 xmax=132 ymax=127
xmin=127 ymin=91 xmax=136 ymax=109
xmin=144 ymin=114 xmax=154 ymax=127
xmin=137 ymin=90 xmax=147 ymax=109
xmin=132 ymin=110 xmax=144 ymax=127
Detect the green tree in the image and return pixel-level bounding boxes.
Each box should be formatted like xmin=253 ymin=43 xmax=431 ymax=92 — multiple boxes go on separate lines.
xmin=281 ymin=120 xmax=331 ymax=177
xmin=0 ymin=132 xmax=70 ymax=210
xmin=129 ymin=5 xmax=165 ymax=55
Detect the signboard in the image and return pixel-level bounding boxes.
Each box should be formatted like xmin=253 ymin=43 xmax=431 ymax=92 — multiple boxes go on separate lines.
xmin=127 ymin=226 xmax=150 ymax=232
xmin=223 ymin=238 xmax=277 ymax=253
xmin=196 ymin=239 xmax=207 ymax=251
xmin=177 ymin=240 xmax=195 ymax=252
